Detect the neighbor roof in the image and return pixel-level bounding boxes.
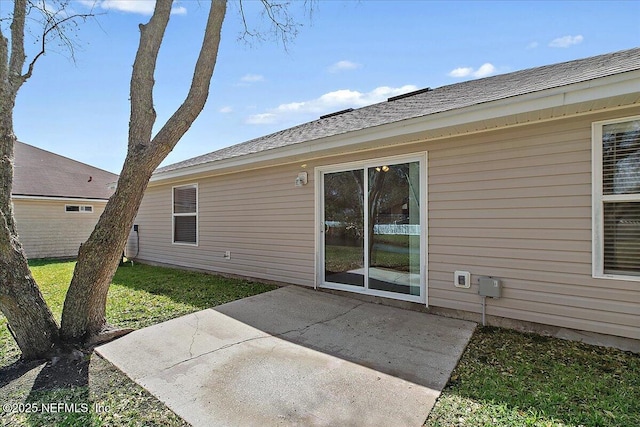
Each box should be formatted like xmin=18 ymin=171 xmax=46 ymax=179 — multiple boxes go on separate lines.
xmin=157 ymin=47 xmax=640 ymax=174
xmin=12 ymin=142 xmax=118 ymax=200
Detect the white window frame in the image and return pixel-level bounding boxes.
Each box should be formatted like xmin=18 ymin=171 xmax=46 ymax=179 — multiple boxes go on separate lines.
xmin=65 ymin=204 xmax=93 ymax=213
xmin=172 ymin=183 xmax=198 ymax=246
xmin=592 ymin=115 xmax=640 ymax=281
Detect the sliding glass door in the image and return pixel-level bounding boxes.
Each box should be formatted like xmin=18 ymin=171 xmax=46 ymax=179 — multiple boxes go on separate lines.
xmin=323 ymin=169 xmax=365 ymax=287
xmin=320 ymin=155 xmax=426 ymax=303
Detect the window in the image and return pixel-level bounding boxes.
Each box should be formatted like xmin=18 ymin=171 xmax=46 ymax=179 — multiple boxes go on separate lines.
xmin=173 ymin=184 xmax=198 ymax=245
xmin=65 ymin=205 xmax=93 ymax=213
xmin=593 ymin=117 xmax=640 ymax=279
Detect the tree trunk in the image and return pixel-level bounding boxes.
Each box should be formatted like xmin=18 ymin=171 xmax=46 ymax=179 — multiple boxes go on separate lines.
xmin=0 ymin=68 xmax=60 ymax=362
xmin=60 ymin=153 xmax=157 ymax=340
xmin=60 ymin=0 xmax=227 ymax=342
xmin=0 ymin=127 xmax=59 ymax=360
xmin=0 ymin=221 xmax=60 ymax=359
xmin=1 ymin=0 xmax=232 ymax=357
xmin=0 ymin=0 xmax=60 ymax=359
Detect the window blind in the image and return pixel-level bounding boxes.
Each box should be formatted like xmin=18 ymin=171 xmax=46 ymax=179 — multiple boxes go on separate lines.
xmin=601 ymin=120 xmax=640 ymax=276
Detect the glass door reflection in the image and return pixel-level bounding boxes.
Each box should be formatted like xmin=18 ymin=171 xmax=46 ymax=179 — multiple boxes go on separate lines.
xmin=323 ymin=170 xmax=365 ymax=287
xmin=322 ymin=159 xmax=422 ymax=298
xmin=368 ymin=162 xmax=421 ymax=296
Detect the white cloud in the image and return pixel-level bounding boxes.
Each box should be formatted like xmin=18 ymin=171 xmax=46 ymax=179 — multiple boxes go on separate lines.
xmin=473 ymin=63 xmax=496 ymax=78
xmin=527 ymin=41 xmax=539 ymax=49
xmin=246 ymin=85 xmax=418 ymax=125
xmin=549 ymin=35 xmax=584 ymax=48
xmin=449 ymin=66 xmax=474 ymax=78
xmin=79 ymin=0 xmax=187 ymax=15
xmin=328 ymin=60 xmax=362 ymax=73
xmin=246 ymin=113 xmax=277 ymax=125
xmin=448 ymin=63 xmax=496 ymax=79
xmin=219 ymin=106 xmax=233 ymax=114
xmin=240 ymin=74 xmax=265 ymax=83
xmin=77 ymin=0 xmax=97 ymax=7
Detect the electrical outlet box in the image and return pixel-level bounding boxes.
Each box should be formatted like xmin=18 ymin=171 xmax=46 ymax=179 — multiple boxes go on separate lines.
xmin=478 ymin=276 xmax=501 ymax=298
xmin=454 ymin=271 xmax=471 ymax=288
xmin=133 ymin=224 xmax=139 ymax=232
xmin=224 ymin=251 xmax=231 ymax=260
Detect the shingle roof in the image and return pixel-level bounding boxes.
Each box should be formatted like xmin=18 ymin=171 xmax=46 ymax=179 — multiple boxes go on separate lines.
xmin=12 ymin=142 xmax=119 ymax=200
xmin=157 ymin=48 xmax=640 ymax=174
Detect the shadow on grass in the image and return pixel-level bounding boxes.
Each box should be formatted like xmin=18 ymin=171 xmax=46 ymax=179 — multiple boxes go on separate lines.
xmin=0 ymin=359 xmax=43 ymax=388
xmin=29 ymin=352 xmax=89 ymax=391
xmin=0 ymin=352 xmax=93 ymax=426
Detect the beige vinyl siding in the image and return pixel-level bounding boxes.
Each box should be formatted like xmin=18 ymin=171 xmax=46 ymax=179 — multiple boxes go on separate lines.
xmin=134 ymin=165 xmax=316 ymax=286
xmin=427 ymin=111 xmax=640 ymax=340
xmin=13 ymin=199 xmax=107 ymax=259
xmin=136 ymin=106 xmax=640 ymax=340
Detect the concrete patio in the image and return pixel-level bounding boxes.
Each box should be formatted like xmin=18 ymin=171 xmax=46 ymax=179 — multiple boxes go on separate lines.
xmin=96 ymin=286 xmax=476 ymax=426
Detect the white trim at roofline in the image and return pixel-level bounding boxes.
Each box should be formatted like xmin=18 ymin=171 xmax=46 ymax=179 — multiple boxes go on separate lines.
xmin=11 ymin=195 xmax=110 ymax=203
xmin=151 ymin=70 xmax=640 ymax=183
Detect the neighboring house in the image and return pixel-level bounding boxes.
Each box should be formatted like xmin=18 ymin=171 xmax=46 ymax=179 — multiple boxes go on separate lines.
xmin=132 ymin=48 xmax=640 ymax=343
xmin=12 ymin=142 xmax=118 ymax=259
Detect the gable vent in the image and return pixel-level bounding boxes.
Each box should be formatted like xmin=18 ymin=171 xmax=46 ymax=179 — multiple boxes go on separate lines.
xmin=387 ymin=87 xmax=431 ymax=102
xmin=320 ymin=108 xmax=354 ymax=120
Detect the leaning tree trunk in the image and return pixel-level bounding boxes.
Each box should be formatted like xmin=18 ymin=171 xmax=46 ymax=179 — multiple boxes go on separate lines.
xmin=0 ymin=212 xmax=60 ymax=359
xmin=0 ymin=130 xmax=60 ymax=359
xmin=59 ymin=152 xmax=158 ymax=341
xmin=0 ymin=0 xmax=60 ymax=360
xmin=60 ymin=0 xmax=226 ymax=343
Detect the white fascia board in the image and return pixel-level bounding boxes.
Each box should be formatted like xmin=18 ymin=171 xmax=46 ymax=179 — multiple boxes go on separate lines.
xmin=151 ymin=71 xmax=640 ymax=184
xmin=11 ymin=195 xmax=109 ymax=203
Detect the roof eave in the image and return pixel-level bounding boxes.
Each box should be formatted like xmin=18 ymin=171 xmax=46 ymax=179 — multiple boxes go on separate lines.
xmin=150 ymin=70 xmax=640 ymax=184
xmin=11 ymin=195 xmax=111 ymax=202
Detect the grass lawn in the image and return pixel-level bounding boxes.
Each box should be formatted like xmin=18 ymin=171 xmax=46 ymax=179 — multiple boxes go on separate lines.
xmin=1 ymin=260 xmax=639 ymax=426
xmin=0 ymin=259 xmax=277 ymax=426
xmin=426 ymin=327 xmax=640 ymax=427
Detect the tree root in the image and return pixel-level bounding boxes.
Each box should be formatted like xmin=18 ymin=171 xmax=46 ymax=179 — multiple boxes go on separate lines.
xmin=87 ymin=326 xmax=135 ymax=346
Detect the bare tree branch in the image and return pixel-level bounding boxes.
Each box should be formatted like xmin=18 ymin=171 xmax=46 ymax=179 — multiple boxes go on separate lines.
xmin=127 ymin=0 xmax=172 ymax=150
xmin=152 ymin=0 xmax=227 ymax=153
xmin=259 ymin=0 xmax=298 ymax=46
xmin=8 ymin=0 xmax=27 ymax=92
xmin=236 ymin=0 xmax=312 ymax=50
xmin=0 ymin=27 xmax=8 ymax=108
xmin=23 ymin=10 xmax=93 ymax=81
xmin=238 ymin=0 xmax=255 ymax=40
xmin=1 ymin=1 xmax=96 ymax=84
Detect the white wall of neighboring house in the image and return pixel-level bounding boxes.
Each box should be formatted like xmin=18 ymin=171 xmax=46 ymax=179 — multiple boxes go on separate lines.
xmin=13 ymin=198 xmax=107 ymax=259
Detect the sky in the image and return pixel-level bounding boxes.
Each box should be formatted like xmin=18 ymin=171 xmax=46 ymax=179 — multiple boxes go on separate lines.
xmin=5 ymin=0 xmax=640 ymax=174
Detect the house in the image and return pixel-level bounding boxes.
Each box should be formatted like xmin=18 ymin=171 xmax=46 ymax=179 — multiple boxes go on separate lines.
xmin=131 ymin=48 xmax=640 ymax=344
xmin=12 ymin=142 xmax=118 ymax=259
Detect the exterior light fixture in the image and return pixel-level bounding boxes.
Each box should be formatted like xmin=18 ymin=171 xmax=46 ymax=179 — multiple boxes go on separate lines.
xmin=295 ymin=171 xmax=308 ymax=187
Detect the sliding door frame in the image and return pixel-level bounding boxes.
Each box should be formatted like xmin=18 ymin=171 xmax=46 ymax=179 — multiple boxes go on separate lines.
xmin=315 ymin=152 xmax=428 ymax=305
